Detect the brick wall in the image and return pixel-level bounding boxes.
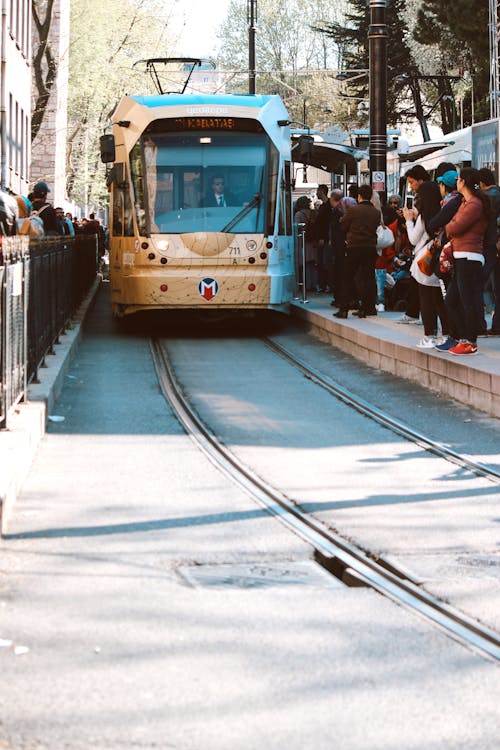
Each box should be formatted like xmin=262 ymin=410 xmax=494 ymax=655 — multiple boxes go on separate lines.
xmin=31 ymin=0 xmax=70 ymax=206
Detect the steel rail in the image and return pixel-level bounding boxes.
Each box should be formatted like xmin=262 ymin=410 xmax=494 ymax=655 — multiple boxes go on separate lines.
xmin=151 ymin=338 xmax=500 ymax=663
xmin=265 ymin=337 xmax=500 ymax=485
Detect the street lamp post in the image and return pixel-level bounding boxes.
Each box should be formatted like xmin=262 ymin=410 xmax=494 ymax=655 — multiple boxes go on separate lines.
xmin=248 ymin=0 xmax=257 ymax=94
xmin=368 ymin=0 xmax=388 ymax=200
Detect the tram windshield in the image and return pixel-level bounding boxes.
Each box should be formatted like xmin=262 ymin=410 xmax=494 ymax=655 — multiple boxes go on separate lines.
xmin=131 ymin=132 xmax=270 ymax=235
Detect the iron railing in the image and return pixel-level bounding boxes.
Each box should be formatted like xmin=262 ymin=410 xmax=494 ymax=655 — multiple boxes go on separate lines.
xmin=0 ymin=234 xmax=98 ymax=429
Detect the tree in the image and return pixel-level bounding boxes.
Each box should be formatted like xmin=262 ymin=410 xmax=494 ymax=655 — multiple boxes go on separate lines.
xmin=412 ymin=1 xmax=489 ymax=124
xmin=215 ymin=0 xmax=349 ymax=125
xmin=67 ymin=0 xmax=177 ymax=208
xmin=32 ymin=0 xmax=58 ymax=141
xmin=315 ymin=0 xmax=426 ymax=131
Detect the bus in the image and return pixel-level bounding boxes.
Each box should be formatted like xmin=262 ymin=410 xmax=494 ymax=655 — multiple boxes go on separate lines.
xmin=388 ymin=118 xmax=500 ymax=194
xmin=100 ymin=90 xmax=295 ymax=319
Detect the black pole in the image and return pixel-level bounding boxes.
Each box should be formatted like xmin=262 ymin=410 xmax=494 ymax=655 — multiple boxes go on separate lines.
xmin=368 ymin=0 xmax=388 ymax=201
xmin=248 ymin=0 xmax=257 ymax=94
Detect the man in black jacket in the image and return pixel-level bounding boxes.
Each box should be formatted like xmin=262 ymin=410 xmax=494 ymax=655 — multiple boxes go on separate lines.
xmin=29 ymin=182 xmax=61 ymax=236
xmin=203 ymin=175 xmax=238 ymax=207
xmin=333 ymin=183 xmax=380 ymax=318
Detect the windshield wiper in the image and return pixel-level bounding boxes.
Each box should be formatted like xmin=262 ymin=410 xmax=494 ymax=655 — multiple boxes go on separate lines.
xmin=221 ymin=193 xmax=262 ymax=233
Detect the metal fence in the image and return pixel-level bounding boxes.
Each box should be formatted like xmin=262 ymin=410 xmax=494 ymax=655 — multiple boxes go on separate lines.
xmin=0 ymin=234 xmax=98 ymax=429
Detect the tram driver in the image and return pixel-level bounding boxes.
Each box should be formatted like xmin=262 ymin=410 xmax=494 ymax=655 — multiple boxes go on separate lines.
xmin=203 ymin=175 xmax=239 ymax=207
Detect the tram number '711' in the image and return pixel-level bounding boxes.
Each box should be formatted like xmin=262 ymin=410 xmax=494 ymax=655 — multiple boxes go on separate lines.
xmin=228 ymin=246 xmax=241 ymax=255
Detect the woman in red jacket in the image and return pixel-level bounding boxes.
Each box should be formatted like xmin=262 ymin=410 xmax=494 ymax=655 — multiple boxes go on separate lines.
xmin=444 ymin=168 xmax=490 ymax=355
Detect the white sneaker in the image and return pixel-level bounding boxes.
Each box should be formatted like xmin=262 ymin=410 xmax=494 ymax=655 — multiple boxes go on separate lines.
xmin=397 ymin=314 xmax=421 ymax=324
xmin=376 ymin=303 xmax=385 ymax=312
xmin=416 ymin=336 xmax=436 ymax=348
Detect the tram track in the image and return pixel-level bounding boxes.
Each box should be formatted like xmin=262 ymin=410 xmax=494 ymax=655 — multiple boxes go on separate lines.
xmin=151 ymin=337 xmax=500 ymax=663
xmin=264 ymin=337 xmax=500 ymax=486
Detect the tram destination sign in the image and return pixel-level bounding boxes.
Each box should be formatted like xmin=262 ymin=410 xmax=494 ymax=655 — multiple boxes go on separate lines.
xmin=147 ymin=117 xmax=264 ymax=134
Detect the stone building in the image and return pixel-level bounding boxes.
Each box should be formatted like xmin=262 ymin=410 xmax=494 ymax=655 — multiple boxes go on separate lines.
xmin=0 ymin=0 xmax=32 ymax=196
xmin=30 ymin=0 xmax=70 ymax=206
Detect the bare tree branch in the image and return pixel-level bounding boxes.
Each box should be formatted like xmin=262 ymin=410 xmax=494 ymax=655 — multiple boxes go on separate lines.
xmin=32 ymin=0 xmax=58 ymax=141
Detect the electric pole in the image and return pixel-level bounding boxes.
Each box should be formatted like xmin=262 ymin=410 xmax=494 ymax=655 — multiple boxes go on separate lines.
xmin=368 ymin=0 xmax=388 ymax=200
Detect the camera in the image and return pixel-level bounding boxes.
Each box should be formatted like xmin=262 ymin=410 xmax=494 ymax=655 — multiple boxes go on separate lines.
xmin=406 ymin=195 xmax=414 ymax=209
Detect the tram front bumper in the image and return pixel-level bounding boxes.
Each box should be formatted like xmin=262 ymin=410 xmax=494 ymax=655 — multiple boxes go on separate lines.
xmin=112 ymin=267 xmax=276 ymax=309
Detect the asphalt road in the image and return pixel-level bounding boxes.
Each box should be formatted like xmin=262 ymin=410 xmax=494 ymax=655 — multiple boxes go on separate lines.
xmin=0 ymin=287 xmax=498 ymax=750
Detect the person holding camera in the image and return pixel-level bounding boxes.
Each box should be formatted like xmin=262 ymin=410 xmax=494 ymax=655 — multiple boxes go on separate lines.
xmin=404 ymin=180 xmax=450 ymax=348
xmin=396 ymin=166 xmax=432 ymax=324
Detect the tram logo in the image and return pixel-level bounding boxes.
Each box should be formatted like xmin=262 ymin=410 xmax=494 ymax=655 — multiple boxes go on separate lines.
xmin=198 ymin=277 xmax=219 ymax=301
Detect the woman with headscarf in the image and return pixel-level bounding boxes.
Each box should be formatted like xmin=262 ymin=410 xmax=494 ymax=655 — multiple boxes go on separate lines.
xmin=294 ymin=195 xmax=317 ymax=291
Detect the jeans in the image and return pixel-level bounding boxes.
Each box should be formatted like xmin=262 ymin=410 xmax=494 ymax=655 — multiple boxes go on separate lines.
xmin=375 ymin=268 xmax=387 ymax=304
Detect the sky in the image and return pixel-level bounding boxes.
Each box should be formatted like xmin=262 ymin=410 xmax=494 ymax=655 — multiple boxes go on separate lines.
xmin=173 ymin=0 xmax=232 ymax=58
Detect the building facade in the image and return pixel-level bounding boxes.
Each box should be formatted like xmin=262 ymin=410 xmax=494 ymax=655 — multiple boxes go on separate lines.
xmin=30 ymin=0 xmax=70 ymax=206
xmin=0 ymin=0 xmax=32 ymax=196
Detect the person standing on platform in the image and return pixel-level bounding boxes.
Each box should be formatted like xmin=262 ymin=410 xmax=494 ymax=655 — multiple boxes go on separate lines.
xmin=396 ymin=165 xmax=431 ymax=325
xmin=404 ymin=180 xmax=447 ymax=348
xmin=314 ymin=184 xmax=333 ymax=292
xmin=333 ymin=183 xmax=380 ymax=319
xmin=294 ymin=195 xmax=317 ymax=291
xmin=478 ymin=168 xmax=500 ymax=335
xmin=329 ymin=189 xmax=347 ymax=307
xmin=443 ymin=168 xmax=490 ymax=356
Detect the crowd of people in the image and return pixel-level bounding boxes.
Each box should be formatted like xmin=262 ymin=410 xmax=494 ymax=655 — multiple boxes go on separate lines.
xmin=0 ymin=181 xmax=107 ymax=258
xmin=293 ymin=163 xmax=500 ymax=356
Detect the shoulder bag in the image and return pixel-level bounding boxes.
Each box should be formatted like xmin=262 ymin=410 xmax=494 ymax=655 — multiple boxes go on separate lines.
xmin=376 ymin=224 xmax=394 ymax=254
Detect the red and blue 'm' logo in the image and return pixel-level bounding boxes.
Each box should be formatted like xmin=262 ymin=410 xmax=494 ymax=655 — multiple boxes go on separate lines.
xmin=198 ymin=277 xmax=219 ymax=301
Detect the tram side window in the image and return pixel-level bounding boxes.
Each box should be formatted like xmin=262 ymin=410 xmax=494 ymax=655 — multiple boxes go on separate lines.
xmin=130 ymin=143 xmax=147 ymax=236
xmin=284 ymin=162 xmax=292 ymax=234
xmin=278 ymin=162 xmax=292 ymax=235
xmin=112 ymin=183 xmax=134 ymax=237
xmin=267 ymin=145 xmax=279 ymax=235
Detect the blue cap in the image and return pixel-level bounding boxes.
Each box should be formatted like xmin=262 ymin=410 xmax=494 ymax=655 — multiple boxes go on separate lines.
xmin=33 ymin=181 xmax=50 ymax=194
xmin=436 ymin=170 xmax=458 ymax=188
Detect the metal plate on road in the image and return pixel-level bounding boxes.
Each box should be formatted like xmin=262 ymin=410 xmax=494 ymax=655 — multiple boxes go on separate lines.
xmin=177 ymin=560 xmax=344 ymax=589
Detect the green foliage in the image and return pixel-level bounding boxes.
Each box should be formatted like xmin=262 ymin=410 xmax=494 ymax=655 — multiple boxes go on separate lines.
xmin=413 ymin=0 xmax=490 ymax=123
xmin=315 ymin=0 xmax=419 ymax=129
xmin=215 ymin=0 xmax=350 ymax=127
xmin=68 ymin=0 xmax=177 ymax=209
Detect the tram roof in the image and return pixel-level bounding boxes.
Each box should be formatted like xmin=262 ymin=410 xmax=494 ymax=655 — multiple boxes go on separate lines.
xmin=130 ymin=94 xmax=279 ymax=109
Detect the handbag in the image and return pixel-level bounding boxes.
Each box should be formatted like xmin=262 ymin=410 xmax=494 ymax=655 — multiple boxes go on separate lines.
xmin=376 ymin=225 xmax=394 ymax=253
xmin=439 ymin=242 xmax=454 ymax=275
xmin=416 ymin=238 xmax=440 ymax=276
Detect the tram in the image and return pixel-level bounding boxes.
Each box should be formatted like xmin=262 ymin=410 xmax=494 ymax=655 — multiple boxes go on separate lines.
xmin=100 ymin=68 xmax=295 ymax=319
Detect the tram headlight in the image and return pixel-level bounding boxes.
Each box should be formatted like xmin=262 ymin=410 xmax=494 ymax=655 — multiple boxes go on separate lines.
xmin=157 ymin=240 xmax=169 ymax=251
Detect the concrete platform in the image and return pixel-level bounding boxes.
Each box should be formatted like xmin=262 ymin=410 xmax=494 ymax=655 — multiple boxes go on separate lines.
xmin=291 ymin=294 xmax=500 ymax=419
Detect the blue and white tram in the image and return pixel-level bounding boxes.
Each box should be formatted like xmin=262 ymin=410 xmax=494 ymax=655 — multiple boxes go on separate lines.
xmin=100 ymin=93 xmax=295 ymax=318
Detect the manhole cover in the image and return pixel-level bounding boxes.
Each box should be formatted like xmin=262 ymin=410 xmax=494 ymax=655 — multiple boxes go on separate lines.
xmin=177 ymin=560 xmax=343 ymax=589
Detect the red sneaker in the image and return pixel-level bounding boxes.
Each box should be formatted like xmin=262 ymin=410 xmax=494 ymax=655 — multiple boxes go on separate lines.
xmin=449 ymin=340 xmax=478 ymax=356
